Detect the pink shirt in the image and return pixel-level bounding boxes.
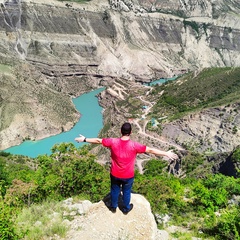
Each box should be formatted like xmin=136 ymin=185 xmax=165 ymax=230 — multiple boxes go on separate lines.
xmin=102 ymin=138 xmax=146 ymax=178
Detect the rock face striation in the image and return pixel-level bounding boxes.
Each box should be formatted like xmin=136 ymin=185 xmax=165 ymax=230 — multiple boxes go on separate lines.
xmin=0 ymin=0 xmax=240 ymax=150
xmin=1 ymin=0 xmax=240 ymax=78
xmin=162 ymin=104 xmax=240 ymax=153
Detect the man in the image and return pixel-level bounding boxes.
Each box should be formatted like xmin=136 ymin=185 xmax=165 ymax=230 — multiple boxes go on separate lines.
xmin=75 ymin=122 xmax=178 ymax=214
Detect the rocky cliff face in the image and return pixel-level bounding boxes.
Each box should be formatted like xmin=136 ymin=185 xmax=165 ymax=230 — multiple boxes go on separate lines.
xmin=1 ymin=0 xmax=240 ymax=150
xmin=111 ymin=0 xmax=240 ymax=20
xmin=1 ymin=0 xmax=240 ymax=79
xmin=162 ymin=103 xmax=240 ymax=153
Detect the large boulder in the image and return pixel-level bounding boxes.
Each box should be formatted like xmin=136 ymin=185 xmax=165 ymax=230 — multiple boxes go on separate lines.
xmin=64 ymin=193 xmax=169 ymax=240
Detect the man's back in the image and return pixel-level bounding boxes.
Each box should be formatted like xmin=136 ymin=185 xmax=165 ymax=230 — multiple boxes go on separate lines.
xmin=102 ymin=138 xmax=146 ymax=178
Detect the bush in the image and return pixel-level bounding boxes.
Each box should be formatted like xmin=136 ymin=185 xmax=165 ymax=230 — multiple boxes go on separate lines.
xmin=134 ymin=175 xmax=185 ymax=214
xmin=35 ymin=143 xmax=109 ymax=202
xmin=143 ymin=159 xmax=168 ymax=176
xmin=192 ymin=180 xmax=228 ymax=213
xmin=0 ymin=201 xmax=22 ymax=240
xmin=1 ymin=142 xmax=240 ymax=239
xmin=204 ymin=207 xmax=240 ymax=240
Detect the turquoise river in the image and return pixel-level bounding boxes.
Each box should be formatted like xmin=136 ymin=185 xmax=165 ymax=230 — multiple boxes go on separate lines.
xmin=4 ymin=88 xmax=104 ymax=158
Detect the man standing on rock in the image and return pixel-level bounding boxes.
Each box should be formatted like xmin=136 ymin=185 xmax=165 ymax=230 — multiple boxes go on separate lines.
xmin=75 ymin=122 xmax=178 ymax=214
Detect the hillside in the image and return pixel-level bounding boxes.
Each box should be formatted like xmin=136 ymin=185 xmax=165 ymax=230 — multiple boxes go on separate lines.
xmin=0 ymin=144 xmax=239 ymax=239
xmin=149 ymin=67 xmax=240 ymax=153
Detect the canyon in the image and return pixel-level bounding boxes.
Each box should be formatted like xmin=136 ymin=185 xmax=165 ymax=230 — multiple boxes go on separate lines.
xmin=0 ymin=0 xmax=240 ymax=155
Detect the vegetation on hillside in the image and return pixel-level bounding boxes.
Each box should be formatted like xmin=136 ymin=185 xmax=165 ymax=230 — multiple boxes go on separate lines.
xmin=0 ymin=64 xmax=12 ymax=73
xmin=148 ymin=67 xmax=240 ymax=120
xmin=0 ymin=144 xmax=239 ymax=239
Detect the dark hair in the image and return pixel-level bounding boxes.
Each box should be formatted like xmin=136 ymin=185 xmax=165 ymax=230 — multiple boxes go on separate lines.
xmin=121 ymin=122 xmax=132 ymax=136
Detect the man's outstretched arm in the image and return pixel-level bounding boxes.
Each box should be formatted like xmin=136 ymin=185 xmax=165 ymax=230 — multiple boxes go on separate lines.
xmin=145 ymin=147 xmax=178 ymax=160
xmin=75 ymin=134 xmax=102 ymax=144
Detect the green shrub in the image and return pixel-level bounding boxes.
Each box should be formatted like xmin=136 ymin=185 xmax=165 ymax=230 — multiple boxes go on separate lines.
xmin=143 ymin=159 xmax=168 ymax=176
xmin=134 ymin=175 xmax=185 ymax=214
xmin=181 ymin=152 xmax=205 ymax=174
xmin=204 ymin=207 xmax=240 ymax=240
xmin=35 ymin=143 xmax=109 ymax=202
xmin=192 ymin=181 xmax=227 ymax=213
xmin=0 ymin=201 xmax=22 ymax=240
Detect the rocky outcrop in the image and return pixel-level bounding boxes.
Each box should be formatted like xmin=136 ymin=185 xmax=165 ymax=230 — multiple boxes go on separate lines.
xmin=62 ymin=194 xmax=169 ymax=240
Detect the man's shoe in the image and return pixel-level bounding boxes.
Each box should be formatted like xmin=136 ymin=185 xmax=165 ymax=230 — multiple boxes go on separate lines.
xmin=122 ymin=203 xmax=133 ymax=215
xmin=108 ymin=207 xmax=117 ymax=213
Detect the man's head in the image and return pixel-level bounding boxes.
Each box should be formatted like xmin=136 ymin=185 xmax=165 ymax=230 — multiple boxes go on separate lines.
xmin=121 ymin=122 xmax=132 ymax=136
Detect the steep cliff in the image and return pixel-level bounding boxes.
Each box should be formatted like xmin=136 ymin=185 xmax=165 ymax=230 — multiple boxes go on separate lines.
xmin=1 ymin=0 xmax=240 ymax=150
xmin=2 ymin=0 xmax=240 ymax=78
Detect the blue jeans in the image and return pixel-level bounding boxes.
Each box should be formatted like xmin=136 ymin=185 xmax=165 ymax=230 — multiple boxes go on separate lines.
xmin=110 ymin=174 xmax=134 ymax=211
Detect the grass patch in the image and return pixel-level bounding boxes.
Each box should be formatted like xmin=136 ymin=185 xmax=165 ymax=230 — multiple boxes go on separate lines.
xmin=15 ymin=200 xmax=70 ymax=240
xmin=0 ymin=64 xmax=12 ymax=73
xmin=171 ymin=231 xmax=193 ymax=240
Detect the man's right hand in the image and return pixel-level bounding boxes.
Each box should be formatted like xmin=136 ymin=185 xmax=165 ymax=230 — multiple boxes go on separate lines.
xmin=75 ymin=134 xmax=86 ymax=143
xmin=165 ymin=150 xmax=179 ymax=161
